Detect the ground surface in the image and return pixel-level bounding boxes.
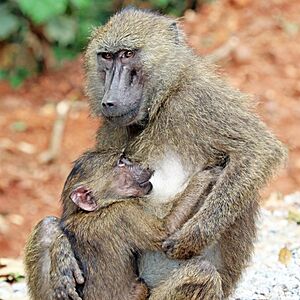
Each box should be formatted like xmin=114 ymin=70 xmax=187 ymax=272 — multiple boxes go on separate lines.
xmin=0 ymin=0 xmax=299 ymax=287
xmin=229 ymin=193 xmax=300 ymax=300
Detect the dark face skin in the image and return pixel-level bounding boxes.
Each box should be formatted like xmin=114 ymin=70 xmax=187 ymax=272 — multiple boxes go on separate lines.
xmin=97 ymin=49 xmax=144 ymax=126
xmin=70 ymin=156 xmax=153 ymax=212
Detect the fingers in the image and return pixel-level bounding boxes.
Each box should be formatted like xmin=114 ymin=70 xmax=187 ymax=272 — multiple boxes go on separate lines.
xmin=72 ymin=262 xmax=84 ymax=285
xmin=51 ymin=263 xmax=83 ymax=300
xmin=55 ymin=289 xmax=82 ymax=300
xmin=54 ymin=287 xmax=72 ymax=299
xmin=162 ymin=231 xmax=196 ymax=260
xmin=54 ymin=275 xmax=82 ymax=300
xmin=162 ymin=238 xmax=182 ymax=259
xmin=162 ymin=239 xmax=175 ymax=252
xmin=68 ymin=287 xmax=83 ymax=300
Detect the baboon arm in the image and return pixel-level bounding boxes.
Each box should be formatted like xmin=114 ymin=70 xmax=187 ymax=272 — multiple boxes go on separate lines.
xmin=163 ymin=111 xmax=286 ymax=259
xmin=164 ymin=168 xmax=219 ymax=235
xmin=124 ymin=203 xmax=166 ymax=251
xmin=198 ymin=115 xmax=285 ymax=236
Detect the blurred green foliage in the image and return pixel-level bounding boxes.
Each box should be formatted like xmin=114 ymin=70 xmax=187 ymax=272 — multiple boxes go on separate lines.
xmin=0 ymin=0 xmax=199 ymax=86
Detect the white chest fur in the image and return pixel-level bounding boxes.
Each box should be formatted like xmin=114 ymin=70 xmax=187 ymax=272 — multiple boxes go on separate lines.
xmin=149 ymin=150 xmax=191 ymax=203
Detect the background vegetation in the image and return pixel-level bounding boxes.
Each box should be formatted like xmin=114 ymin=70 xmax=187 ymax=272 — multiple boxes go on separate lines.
xmin=0 ymin=0 xmax=212 ymax=87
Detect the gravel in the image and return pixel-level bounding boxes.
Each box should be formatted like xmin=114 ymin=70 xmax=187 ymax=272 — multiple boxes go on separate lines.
xmin=230 ymin=193 xmax=300 ymax=300
xmin=1 ymin=194 xmax=299 ymax=300
xmin=0 ymin=282 xmax=28 ymax=300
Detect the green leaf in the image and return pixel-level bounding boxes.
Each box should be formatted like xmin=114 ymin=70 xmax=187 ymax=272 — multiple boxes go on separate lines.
xmin=75 ymin=19 xmax=93 ymax=47
xmin=45 ymin=16 xmax=77 ymax=46
xmin=0 ymin=69 xmax=8 ymax=80
xmin=17 ymin=0 xmax=68 ymax=24
xmin=150 ymin=0 xmax=170 ymax=8
xmin=53 ymin=46 xmax=77 ymax=61
xmin=4 ymin=273 xmax=25 ymax=283
xmin=9 ymin=68 xmax=29 ymax=88
xmin=288 ymin=210 xmax=300 ymax=224
xmin=0 ymin=8 xmax=20 ymax=40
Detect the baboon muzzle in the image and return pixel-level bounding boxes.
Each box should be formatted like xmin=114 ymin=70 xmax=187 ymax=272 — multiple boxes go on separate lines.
xmin=100 ymin=55 xmax=143 ymax=126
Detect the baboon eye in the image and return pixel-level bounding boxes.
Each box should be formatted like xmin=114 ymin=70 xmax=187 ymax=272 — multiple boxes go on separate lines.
xmin=124 ymin=50 xmax=134 ymax=58
xmin=101 ymin=52 xmax=113 ymax=60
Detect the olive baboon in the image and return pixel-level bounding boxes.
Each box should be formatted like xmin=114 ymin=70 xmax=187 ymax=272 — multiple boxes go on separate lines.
xmin=24 ymin=8 xmax=286 ymax=300
xmin=25 ymin=150 xmax=220 ymax=300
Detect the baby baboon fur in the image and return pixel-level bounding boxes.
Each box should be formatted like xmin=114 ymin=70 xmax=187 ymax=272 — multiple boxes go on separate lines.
xmin=25 ymin=8 xmax=287 ymax=300
xmin=25 ymin=150 xmax=220 ymax=300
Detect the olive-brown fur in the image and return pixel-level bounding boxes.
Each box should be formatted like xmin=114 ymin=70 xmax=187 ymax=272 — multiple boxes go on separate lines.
xmin=25 ymin=8 xmax=287 ymax=300
xmin=86 ymin=9 xmax=286 ymax=298
xmin=25 ymin=150 xmax=218 ymax=300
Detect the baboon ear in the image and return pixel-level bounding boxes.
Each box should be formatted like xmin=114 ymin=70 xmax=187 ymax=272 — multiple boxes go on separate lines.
xmin=70 ymin=186 xmax=98 ymax=211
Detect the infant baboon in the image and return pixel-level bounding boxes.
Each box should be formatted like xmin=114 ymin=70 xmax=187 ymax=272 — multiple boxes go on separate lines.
xmin=25 ymin=150 xmax=219 ymax=300
xmin=59 ymin=152 xmax=157 ymax=300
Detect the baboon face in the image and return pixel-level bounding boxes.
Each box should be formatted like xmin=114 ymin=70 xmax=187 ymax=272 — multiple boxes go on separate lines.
xmin=113 ymin=155 xmax=153 ymax=197
xmin=96 ymin=49 xmax=144 ymax=126
xmin=69 ymin=155 xmax=153 ymax=211
xmin=85 ymin=9 xmax=185 ymax=126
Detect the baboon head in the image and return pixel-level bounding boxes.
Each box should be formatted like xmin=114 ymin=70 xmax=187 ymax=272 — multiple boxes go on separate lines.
xmin=84 ymin=8 xmax=188 ymax=126
xmin=69 ymin=155 xmax=153 ymax=211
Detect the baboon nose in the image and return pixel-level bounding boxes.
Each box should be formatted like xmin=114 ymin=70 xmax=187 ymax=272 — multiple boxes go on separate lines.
xmin=102 ymin=101 xmax=116 ymax=108
xmin=101 ymin=100 xmax=118 ymax=115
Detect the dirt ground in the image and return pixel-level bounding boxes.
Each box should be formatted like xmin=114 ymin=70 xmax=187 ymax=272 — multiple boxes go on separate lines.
xmin=0 ymin=0 xmax=299 ymax=257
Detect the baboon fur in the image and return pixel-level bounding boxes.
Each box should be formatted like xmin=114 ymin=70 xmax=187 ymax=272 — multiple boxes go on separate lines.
xmin=25 ymin=150 xmax=219 ymax=300
xmin=25 ymin=8 xmax=287 ymax=300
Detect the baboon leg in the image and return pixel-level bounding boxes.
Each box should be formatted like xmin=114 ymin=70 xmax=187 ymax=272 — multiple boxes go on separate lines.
xmin=24 ymin=216 xmax=83 ymax=300
xmin=218 ymin=200 xmax=259 ymax=298
xmin=24 ymin=216 xmax=61 ymax=300
xmin=149 ymin=258 xmax=223 ymax=300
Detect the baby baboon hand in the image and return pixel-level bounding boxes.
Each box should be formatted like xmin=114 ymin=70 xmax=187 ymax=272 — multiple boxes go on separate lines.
xmin=162 ymin=223 xmax=209 ymax=259
xmin=51 ymin=255 xmax=84 ymax=300
xmin=52 ymin=276 xmax=82 ymax=300
xmin=50 ymin=235 xmax=84 ymax=300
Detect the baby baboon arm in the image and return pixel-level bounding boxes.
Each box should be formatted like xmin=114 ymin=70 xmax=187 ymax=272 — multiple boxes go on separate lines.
xmin=120 ymin=202 xmax=166 ymax=251
xmin=25 ymin=216 xmax=60 ymax=300
xmin=164 ymin=111 xmax=286 ymax=259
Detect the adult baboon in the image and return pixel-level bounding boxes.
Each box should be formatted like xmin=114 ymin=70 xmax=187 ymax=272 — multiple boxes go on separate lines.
xmin=24 ymin=8 xmax=286 ymax=300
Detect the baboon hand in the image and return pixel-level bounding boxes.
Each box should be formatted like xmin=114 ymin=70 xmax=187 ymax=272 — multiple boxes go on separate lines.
xmin=51 ymin=254 xmax=84 ymax=300
xmin=130 ymin=279 xmax=149 ymax=300
xmin=162 ymin=223 xmax=209 ymax=259
xmin=50 ymin=236 xmax=84 ymax=300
